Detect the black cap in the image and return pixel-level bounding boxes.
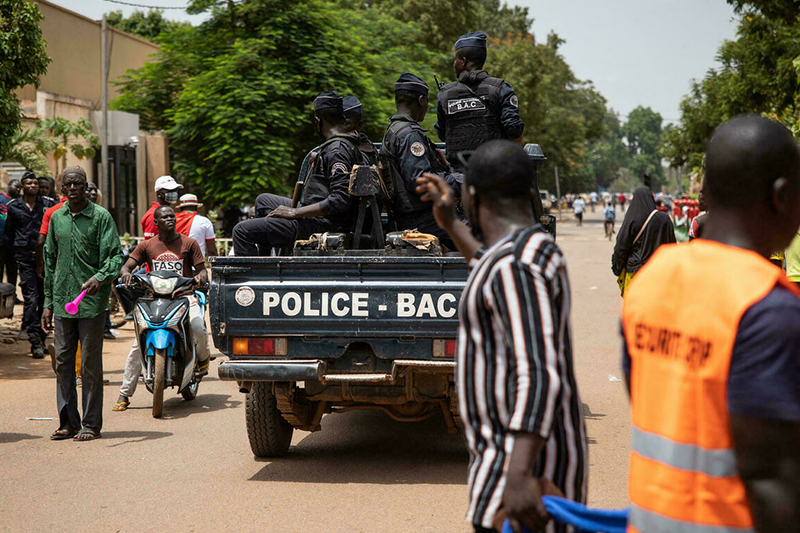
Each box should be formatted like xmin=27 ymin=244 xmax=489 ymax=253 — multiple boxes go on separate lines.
xmin=395 ymin=73 xmax=428 ymax=97
xmin=342 ymin=96 xmax=362 ymax=119
xmin=313 ymin=91 xmax=343 ymax=113
xmin=21 ymin=170 xmax=37 ymax=181
xmin=454 ymin=31 xmax=487 ymax=50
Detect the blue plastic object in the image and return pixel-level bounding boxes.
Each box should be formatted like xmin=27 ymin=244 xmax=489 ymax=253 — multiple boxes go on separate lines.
xmin=501 ymin=496 xmax=628 ymax=533
xmin=146 ymin=328 xmax=176 ymax=357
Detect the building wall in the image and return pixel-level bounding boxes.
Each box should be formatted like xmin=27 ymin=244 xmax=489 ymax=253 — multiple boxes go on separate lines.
xmin=16 ymin=0 xmax=160 ymax=105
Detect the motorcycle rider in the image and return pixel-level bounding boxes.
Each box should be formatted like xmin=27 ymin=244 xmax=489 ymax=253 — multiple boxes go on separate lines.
xmin=113 ymin=205 xmax=209 ymax=412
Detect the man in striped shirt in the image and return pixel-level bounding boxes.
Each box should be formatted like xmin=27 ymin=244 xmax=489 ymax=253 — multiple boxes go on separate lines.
xmin=417 ymin=140 xmax=587 ymax=533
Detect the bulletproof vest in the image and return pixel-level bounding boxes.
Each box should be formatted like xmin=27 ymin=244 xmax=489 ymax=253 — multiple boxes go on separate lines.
xmin=381 ymin=118 xmax=449 ymax=216
xmin=440 ymin=73 xmax=504 ymax=162
xmin=300 ymin=134 xmax=361 ymax=208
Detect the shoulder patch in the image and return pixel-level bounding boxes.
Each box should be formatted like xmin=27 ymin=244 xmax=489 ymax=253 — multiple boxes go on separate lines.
xmin=410 ymin=142 xmax=426 ymax=157
xmin=509 ymin=95 xmax=518 ymax=108
xmin=331 ymin=162 xmax=349 ymax=175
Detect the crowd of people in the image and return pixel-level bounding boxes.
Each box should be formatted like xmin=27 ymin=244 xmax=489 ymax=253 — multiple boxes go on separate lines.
xmin=2 ymin=28 xmax=799 ymax=533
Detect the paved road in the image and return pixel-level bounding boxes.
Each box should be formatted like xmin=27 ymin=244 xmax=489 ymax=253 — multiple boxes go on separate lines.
xmin=0 ymin=208 xmax=629 ymax=532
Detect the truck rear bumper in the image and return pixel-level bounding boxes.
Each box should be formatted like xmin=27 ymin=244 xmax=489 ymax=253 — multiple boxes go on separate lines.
xmin=217 ymin=359 xmax=454 ymax=383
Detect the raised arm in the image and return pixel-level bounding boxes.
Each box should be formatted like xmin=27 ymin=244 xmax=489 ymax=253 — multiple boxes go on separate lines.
xmin=415 ymin=173 xmax=480 ymax=262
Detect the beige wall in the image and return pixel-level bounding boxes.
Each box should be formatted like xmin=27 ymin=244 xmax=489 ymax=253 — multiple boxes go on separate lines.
xmin=17 ymin=0 xmax=160 ymax=106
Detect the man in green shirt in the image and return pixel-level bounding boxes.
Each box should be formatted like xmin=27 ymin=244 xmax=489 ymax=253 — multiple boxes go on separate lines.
xmin=42 ymin=166 xmax=123 ymax=441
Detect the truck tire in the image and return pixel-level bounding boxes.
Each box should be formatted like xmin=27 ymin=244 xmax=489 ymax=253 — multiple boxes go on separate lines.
xmin=246 ymin=382 xmax=293 ymax=457
xmin=152 ymin=348 xmax=166 ymax=419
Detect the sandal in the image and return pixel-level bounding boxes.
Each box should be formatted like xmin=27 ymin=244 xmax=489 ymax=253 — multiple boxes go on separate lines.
xmin=74 ymin=428 xmax=102 ymax=441
xmin=112 ymin=399 xmax=130 ymax=411
xmin=51 ymin=427 xmax=78 ymax=440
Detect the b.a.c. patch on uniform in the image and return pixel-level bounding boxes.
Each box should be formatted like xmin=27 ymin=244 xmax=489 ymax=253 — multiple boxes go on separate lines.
xmin=410 ymin=142 xmax=426 ymax=157
xmin=447 ymin=97 xmax=486 ymax=114
xmin=331 ymin=162 xmax=349 ymax=174
xmin=509 ymin=95 xmax=518 ymax=108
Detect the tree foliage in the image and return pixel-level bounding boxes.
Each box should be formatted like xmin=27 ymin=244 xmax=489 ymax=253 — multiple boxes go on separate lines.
xmin=107 ymin=9 xmax=191 ymax=42
xmin=662 ymin=4 xmax=800 ymax=176
xmin=0 ymin=0 xmax=50 ymax=157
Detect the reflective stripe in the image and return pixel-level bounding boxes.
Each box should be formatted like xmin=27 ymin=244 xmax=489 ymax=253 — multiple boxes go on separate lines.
xmin=632 ymin=426 xmax=738 ymax=478
xmin=630 ymin=504 xmax=754 ymax=533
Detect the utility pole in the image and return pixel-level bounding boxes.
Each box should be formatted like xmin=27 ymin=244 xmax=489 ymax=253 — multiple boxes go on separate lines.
xmin=554 ymin=166 xmax=562 ymax=219
xmin=100 ymin=13 xmax=110 ymax=210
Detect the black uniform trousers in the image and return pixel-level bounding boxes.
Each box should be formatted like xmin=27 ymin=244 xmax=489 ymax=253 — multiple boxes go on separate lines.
xmin=232 ymin=193 xmax=332 ymax=256
xmin=15 ymin=250 xmax=44 ymax=345
xmin=0 ymin=244 xmax=17 ymax=288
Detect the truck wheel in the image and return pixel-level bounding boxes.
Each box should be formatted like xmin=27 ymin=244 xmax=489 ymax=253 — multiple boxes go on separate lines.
xmin=152 ymin=348 xmax=166 ymax=419
xmin=246 ymin=382 xmax=293 ymax=457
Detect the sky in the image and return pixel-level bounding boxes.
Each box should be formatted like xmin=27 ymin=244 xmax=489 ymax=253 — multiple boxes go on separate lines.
xmin=56 ymin=0 xmax=739 ymax=124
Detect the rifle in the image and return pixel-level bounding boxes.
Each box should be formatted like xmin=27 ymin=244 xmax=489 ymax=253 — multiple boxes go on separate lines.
xmin=291 ymin=151 xmax=319 ymax=208
xmin=434 ymin=75 xmax=445 ymax=92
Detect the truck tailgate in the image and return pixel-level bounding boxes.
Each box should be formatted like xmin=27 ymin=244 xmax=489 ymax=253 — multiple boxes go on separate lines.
xmin=210 ymin=255 xmax=467 ymax=346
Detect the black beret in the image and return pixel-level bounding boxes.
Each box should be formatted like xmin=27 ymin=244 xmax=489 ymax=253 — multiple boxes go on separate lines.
xmin=455 ymin=31 xmax=487 ymax=50
xmin=314 ymin=91 xmax=343 ymax=113
xmin=395 ymin=73 xmax=428 ymax=97
xmin=342 ymin=95 xmax=362 ymax=119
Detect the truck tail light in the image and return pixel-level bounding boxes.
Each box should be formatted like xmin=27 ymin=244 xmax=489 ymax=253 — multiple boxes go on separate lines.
xmin=433 ymin=339 xmax=457 ymax=358
xmin=232 ymin=337 xmax=288 ymax=356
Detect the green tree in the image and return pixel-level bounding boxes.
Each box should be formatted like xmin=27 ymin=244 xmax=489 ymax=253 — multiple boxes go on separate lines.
xmin=662 ymin=7 xmax=800 ymax=176
xmin=0 ymin=0 xmax=50 ymax=157
xmin=115 ymin=0 xmax=434 ymax=205
xmin=622 ymin=106 xmax=664 ymax=186
xmin=107 ymin=10 xmax=191 ymax=42
xmin=34 ymin=118 xmax=98 ymax=176
xmin=584 ymin=111 xmax=630 ymax=190
xmin=0 ymin=127 xmax=50 ymax=176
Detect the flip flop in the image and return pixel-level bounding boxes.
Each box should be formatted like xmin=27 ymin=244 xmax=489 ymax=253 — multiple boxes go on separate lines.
xmin=112 ymin=400 xmax=130 ymax=411
xmin=74 ymin=428 xmax=102 ymax=441
xmin=50 ymin=428 xmax=78 ymax=440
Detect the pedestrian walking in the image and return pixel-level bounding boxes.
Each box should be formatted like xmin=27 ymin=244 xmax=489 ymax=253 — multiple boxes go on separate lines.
xmin=688 ymin=187 xmax=708 ymax=240
xmin=4 ymin=171 xmax=55 ymax=355
xmin=416 ymin=140 xmax=587 ymax=533
xmin=573 ymin=196 xmax=585 ymax=226
xmin=618 ymin=192 xmax=626 ymax=211
xmin=42 ymin=166 xmax=123 ymax=441
xmin=611 ymin=186 xmax=675 ymax=295
xmin=621 ymin=115 xmax=800 ymax=533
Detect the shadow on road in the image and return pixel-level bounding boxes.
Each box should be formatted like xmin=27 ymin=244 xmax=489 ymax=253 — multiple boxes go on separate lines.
xmin=159 ymin=393 xmax=242 ymax=420
xmin=0 ymin=432 xmax=43 ymax=444
xmin=249 ymin=410 xmax=468 ymax=485
xmin=103 ymin=430 xmax=173 ymax=447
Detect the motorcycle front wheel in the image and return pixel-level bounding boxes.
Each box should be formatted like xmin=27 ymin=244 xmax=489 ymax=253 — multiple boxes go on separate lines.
xmin=152 ymin=348 xmax=166 ymax=418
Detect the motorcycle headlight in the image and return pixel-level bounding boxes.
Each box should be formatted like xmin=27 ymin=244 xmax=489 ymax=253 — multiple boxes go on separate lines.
xmin=152 ymin=277 xmax=178 ymax=296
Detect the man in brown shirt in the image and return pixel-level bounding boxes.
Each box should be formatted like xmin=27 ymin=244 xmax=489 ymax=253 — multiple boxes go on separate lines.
xmin=113 ymin=206 xmax=209 ymax=411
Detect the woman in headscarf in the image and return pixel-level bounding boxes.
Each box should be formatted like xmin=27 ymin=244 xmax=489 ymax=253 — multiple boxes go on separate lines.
xmin=612 ymin=186 xmax=676 ymax=295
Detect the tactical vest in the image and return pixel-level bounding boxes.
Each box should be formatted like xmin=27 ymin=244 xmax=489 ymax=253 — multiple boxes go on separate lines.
xmin=622 ymin=240 xmax=800 ymax=533
xmin=381 ymin=118 xmax=449 ymax=216
xmin=299 ymin=134 xmax=362 ymax=209
xmin=440 ymin=75 xmax=504 ymax=161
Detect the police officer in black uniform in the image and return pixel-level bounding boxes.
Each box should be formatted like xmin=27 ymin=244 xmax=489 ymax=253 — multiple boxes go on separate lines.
xmin=232 ymin=91 xmax=362 ymax=256
xmin=342 ymin=95 xmax=378 ymax=165
xmin=382 ymin=73 xmax=463 ymax=249
xmin=435 ymin=31 xmax=524 ymax=170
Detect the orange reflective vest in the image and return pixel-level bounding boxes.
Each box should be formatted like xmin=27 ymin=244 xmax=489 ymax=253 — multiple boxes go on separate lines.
xmin=622 ymin=240 xmax=800 ymax=533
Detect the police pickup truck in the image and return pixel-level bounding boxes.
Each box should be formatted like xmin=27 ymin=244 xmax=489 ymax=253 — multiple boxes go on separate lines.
xmin=211 ymin=143 xmax=547 ymax=458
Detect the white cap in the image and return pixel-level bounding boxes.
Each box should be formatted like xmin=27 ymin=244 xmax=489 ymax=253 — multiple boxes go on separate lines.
xmin=154 ymin=175 xmax=183 ymax=192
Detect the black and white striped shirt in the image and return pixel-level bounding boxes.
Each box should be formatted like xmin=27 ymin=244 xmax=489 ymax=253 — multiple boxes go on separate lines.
xmin=457 ymin=226 xmax=587 ymax=532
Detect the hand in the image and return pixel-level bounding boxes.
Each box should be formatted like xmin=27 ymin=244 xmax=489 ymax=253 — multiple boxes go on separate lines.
xmin=502 ymin=475 xmax=550 ymax=533
xmin=120 ymin=272 xmax=133 ymax=287
xmin=416 ymin=173 xmax=457 ymax=231
xmin=36 ymin=260 xmax=44 ymax=280
xmin=81 ymin=277 xmax=101 ymax=296
xmin=42 ymin=308 xmax=54 ymax=334
xmin=194 ymin=271 xmax=208 ymax=287
xmin=267 ymin=206 xmax=298 ymax=219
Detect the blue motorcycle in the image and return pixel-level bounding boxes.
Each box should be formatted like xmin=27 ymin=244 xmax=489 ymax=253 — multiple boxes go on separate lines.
xmin=122 ymin=271 xmax=207 ymax=418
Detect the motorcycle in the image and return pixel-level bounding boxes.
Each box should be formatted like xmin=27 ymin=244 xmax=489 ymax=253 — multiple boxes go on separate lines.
xmin=120 ymin=271 xmax=207 ymax=418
